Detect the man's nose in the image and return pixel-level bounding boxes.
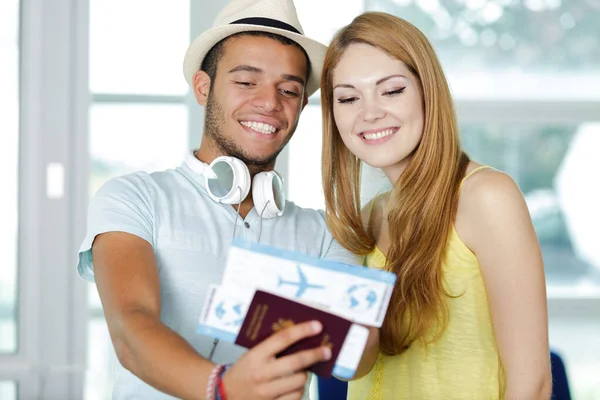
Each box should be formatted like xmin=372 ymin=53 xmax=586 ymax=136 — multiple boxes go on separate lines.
xmin=252 ymin=85 xmax=282 ymax=112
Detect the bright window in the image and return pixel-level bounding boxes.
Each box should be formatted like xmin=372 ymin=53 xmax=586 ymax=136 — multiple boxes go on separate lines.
xmin=89 ymin=103 xmax=189 ymax=194
xmin=0 ymin=381 xmax=17 ymax=400
xmin=366 ymin=0 xmax=600 ymax=101
xmin=89 ymin=0 xmax=189 ymax=95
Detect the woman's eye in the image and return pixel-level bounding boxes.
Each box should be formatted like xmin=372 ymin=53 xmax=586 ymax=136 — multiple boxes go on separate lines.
xmin=384 ymin=87 xmax=406 ymax=97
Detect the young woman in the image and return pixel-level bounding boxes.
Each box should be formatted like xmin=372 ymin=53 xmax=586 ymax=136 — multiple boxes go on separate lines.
xmin=320 ymin=12 xmax=552 ymax=400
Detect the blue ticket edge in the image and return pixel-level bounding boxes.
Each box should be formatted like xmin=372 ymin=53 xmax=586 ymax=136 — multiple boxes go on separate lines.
xmin=196 ymin=324 xmax=356 ymax=379
xmin=231 ymin=238 xmax=396 ymax=285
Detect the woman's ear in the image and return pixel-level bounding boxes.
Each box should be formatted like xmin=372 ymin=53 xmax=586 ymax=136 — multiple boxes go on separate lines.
xmin=192 ymin=70 xmax=211 ymax=106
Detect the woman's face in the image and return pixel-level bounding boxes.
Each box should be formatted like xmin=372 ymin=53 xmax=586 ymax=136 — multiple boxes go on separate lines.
xmin=332 ymin=43 xmax=424 ymax=177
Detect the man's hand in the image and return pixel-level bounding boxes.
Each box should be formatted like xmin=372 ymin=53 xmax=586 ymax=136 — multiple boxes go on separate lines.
xmin=222 ymin=320 xmax=331 ymax=400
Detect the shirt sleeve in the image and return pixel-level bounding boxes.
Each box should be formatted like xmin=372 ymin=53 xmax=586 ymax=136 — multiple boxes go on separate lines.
xmin=317 ymin=211 xmax=362 ymax=266
xmin=322 ymin=236 xmax=362 ymax=266
xmin=76 ymin=172 xmax=155 ymax=282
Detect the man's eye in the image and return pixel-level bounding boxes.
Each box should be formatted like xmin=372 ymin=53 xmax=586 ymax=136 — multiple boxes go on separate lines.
xmin=281 ymin=89 xmax=299 ymax=97
xmin=236 ymin=81 xmax=253 ymax=87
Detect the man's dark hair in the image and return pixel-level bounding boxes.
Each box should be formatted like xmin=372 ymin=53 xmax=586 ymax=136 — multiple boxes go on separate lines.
xmin=200 ymin=31 xmax=310 ymax=88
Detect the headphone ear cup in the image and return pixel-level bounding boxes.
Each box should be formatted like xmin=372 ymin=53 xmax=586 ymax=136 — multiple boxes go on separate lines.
xmin=205 ymin=156 xmax=251 ymax=204
xmin=252 ymin=171 xmax=285 ymax=219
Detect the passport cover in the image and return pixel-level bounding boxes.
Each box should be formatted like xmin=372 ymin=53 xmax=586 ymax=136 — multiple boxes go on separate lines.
xmin=234 ymin=290 xmax=352 ymax=377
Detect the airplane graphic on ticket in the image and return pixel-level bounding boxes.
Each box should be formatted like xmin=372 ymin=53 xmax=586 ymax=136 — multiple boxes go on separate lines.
xmin=278 ymin=264 xmax=326 ymax=298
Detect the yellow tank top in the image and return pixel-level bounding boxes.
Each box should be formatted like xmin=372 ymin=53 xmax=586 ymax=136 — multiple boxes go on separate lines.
xmin=348 ymin=166 xmax=506 ymax=400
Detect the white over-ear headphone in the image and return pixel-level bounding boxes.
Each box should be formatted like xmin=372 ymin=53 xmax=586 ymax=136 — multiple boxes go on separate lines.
xmin=185 ymin=153 xmax=285 ymax=219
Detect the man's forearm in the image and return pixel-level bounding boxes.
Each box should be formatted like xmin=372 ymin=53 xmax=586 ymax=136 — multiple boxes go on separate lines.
xmin=115 ymin=310 xmax=215 ymax=400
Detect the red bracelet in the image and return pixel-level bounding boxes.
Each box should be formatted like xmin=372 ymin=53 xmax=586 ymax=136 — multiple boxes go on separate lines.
xmin=217 ymin=375 xmax=228 ymax=400
xmin=206 ymin=364 xmax=225 ymax=400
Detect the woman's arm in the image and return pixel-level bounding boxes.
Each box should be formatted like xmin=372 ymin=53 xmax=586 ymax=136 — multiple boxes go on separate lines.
xmin=457 ymin=170 xmax=552 ymax=400
xmin=334 ymin=325 xmax=379 ymax=381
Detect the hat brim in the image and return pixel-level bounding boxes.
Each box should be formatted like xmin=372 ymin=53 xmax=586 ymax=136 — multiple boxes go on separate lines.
xmin=183 ymin=24 xmax=326 ymax=97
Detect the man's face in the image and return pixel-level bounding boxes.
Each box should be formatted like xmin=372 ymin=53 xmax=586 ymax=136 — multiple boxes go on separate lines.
xmin=202 ymin=35 xmax=308 ymax=167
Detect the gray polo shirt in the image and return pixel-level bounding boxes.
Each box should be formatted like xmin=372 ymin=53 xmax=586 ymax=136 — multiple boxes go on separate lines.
xmin=77 ymin=155 xmax=360 ymax=399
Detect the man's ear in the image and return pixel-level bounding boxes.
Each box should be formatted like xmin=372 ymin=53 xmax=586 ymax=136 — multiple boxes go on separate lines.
xmin=301 ymin=92 xmax=309 ymax=110
xmin=193 ymin=70 xmax=211 ymax=106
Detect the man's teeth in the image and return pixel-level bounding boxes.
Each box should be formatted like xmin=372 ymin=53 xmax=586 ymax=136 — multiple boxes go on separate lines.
xmin=240 ymin=121 xmax=277 ymax=134
xmin=363 ymin=129 xmax=395 ymax=140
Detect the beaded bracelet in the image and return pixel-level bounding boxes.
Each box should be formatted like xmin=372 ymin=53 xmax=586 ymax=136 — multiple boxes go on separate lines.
xmin=216 ymin=364 xmax=232 ymax=400
xmin=206 ymin=364 xmax=225 ymax=400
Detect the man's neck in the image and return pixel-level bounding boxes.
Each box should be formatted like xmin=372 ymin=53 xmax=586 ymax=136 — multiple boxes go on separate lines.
xmin=235 ymin=198 xmax=255 ymax=220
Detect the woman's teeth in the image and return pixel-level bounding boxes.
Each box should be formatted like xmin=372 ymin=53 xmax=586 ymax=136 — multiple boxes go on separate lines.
xmin=363 ymin=128 xmax=396 ymax=140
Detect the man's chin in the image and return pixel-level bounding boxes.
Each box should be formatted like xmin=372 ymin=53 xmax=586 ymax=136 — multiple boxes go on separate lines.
xmin=232 ymin=145 xmax=284 ymax=167
xmin=240 ymin=153 xmax=278 ymax=167
xmin=214 ymin=134 xmax=286 ymax=167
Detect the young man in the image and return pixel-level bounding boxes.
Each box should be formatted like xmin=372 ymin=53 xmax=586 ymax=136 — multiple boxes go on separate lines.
xmin=76 ymin=0 xmax=359 ymax=399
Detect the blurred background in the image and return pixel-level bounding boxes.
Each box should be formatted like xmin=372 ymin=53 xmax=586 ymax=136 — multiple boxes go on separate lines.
xmin=0 ymin=0 xmax=599 ymax=398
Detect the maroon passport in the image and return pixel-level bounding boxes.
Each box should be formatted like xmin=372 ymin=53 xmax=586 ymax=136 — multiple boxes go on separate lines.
xmin=234 ymin=290 xmax=352 ymax=377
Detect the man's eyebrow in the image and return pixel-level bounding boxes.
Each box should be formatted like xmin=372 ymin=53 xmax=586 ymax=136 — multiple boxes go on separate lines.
xmin=228 ymin=66 xmax=305 ymax=86
xmin=333 ymin=74 xmax=408 ymax=90
xmin=228 ymin=65 xmax=262 ymax=74
xmin=282 ymin=74 xmax=305 ymax=86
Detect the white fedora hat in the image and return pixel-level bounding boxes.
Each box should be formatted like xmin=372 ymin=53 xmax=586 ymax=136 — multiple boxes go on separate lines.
xmin=182 ymin=0 xmax=326 ymax=97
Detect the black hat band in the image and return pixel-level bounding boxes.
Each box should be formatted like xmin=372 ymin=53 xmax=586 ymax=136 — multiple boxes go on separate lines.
xmin=230 ymin=17 xmax=302 ymax=35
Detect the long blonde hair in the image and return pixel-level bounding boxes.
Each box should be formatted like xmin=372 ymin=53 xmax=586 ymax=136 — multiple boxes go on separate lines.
xmin=321 ymin=12 xmax=470 ymax=355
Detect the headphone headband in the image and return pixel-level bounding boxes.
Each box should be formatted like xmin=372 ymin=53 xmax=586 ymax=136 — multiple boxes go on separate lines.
xmin=184 ymin=153 xmax=285 ymax=219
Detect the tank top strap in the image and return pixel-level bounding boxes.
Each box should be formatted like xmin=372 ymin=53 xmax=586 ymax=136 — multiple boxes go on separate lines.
xmin=460 ymin=165 xmax=493 ymax=188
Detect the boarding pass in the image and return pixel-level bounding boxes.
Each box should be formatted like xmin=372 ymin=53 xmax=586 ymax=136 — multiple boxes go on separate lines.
xmin=218 ymin=238 xmax=396 ymax=326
